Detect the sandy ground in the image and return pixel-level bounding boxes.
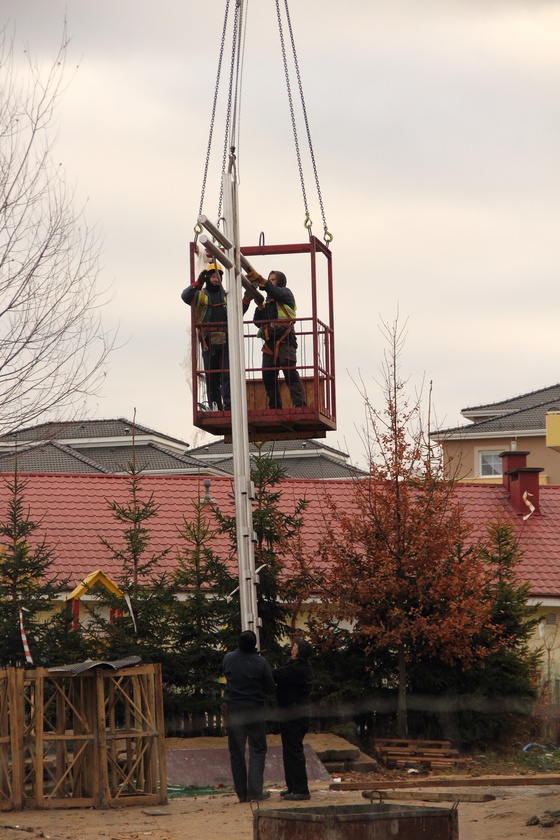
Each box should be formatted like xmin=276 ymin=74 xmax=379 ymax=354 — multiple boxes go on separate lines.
xmin=2 ymin=784 xmax=560 ymax=840
xmin=1 ymin=736 xmax=560 ymax=839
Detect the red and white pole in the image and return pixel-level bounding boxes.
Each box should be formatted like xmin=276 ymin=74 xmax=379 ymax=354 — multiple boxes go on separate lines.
xmin=19 ymin=607 xmax=34 ymax=665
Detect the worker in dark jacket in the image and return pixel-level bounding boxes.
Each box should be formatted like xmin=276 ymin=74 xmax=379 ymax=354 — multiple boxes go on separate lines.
xmin=182 ymin=264 xmax=230 ymax=411
xmin=273 ymin=637 xmax=314 ymax=801
xmin=248 ymin=270 xmax=307 ymax=410
xmin=222 ymin=630 xmax=276 ymax=802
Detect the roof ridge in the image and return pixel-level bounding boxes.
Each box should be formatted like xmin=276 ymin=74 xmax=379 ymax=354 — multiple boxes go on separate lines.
xmin=51 ymin=442 xmax=111 ymax=473
xmin=188 ymin=438 xmax=350 ymax=458
xmin=0 ymin=440 xmax=110 ymax=473
xmin=0 ymin=418 xmax=190 ymax=447
xmin=146 ymin=441 xmax=221 ymax=469
xmin=463 ymin=383 xmax=560 ymax=412
xmin=438 ymin=397 xmax=560 ymax=435
xmin=114 ymin=417 xmax=189 ymax=445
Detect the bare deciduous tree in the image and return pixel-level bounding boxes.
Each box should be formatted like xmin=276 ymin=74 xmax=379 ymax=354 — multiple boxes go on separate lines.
xmin=0 ymin=24 xmax=114 ymax=435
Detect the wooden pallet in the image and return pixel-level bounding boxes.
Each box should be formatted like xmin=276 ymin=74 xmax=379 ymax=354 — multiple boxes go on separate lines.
xmin=372 ymin=738 xmax=468 ymax=770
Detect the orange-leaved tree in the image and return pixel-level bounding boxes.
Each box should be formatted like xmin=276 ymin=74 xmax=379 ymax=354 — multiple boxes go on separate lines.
xmin=301 ymin=318 xmax=496 ymax=736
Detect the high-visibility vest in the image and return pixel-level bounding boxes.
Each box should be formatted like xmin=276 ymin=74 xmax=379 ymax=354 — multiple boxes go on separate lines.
xmin=258 ymin=300 xmax=296 ymax=340
xmin=194 ymin=289 xmax=227 ymax=324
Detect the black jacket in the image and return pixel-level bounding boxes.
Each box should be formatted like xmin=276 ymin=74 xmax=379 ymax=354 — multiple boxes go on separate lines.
xmin=222 ymin=648 xmax=275 ymax=705
xmin=273 ymin=657 xmax=313 ymax=710
xmin=253 ymin=281 xmax=297 ymax=344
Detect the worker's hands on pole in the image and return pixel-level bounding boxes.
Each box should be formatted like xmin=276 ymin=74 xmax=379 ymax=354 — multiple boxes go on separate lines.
xmin=240 ymin=273 xmax=265 ymax=305
xmin=247 ymin=270 xmax=268 ymax=289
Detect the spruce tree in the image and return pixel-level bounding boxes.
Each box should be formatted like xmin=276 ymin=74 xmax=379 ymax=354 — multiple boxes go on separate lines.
xmin=215 ymin=446 xmax=308 ymax=666
xmin=0 ymin=473 xmax=68 ymax=666
xmin=90 ymin=462 xmax=176 ymax=663
xmin=166 ymin=496 xmax=239 ymax=733
xmin=409 ymin=521 xmax=541 ymax=746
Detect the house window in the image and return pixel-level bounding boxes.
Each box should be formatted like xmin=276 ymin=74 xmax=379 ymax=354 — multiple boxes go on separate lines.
xmin=479 ymin=451 xmax=502 ymax=477
xmin=546 ymin=613 xmax=557 ymax=627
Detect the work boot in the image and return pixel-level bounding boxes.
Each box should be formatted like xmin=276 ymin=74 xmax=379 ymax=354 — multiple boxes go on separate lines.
xmin=283 ymin=793 xmax=310 ymax=801
xmin=250 ymin=791 xmax=271 ymax=801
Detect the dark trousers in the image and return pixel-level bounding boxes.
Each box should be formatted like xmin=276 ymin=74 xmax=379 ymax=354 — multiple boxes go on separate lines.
xmin=279 ymin=715 xmax=309 ymax=795
xmin=262 ymin=341 xmax=306 ymax=409
xmin=202 ymin=343 xmax=230 ymax=410
xmin=226 ymin=704 xmax=267 ymax=801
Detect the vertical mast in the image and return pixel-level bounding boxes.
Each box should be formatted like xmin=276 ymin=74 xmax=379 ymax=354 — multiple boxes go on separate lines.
xmin=222 ymin=151 xmax=260 ymax=647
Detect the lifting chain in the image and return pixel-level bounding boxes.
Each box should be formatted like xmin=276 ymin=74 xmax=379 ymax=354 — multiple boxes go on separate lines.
xmin=196 ymin=0 xmax=231 ymax=238
xmin=197 ymin=0 xmax=332 ymax=246
xmin=276 ymin=0 xmax=332 ymax=245
xmin=218 ymin=0 xmax=244 ymax=221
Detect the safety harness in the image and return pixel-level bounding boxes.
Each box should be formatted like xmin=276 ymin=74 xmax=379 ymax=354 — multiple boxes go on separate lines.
xmin=260 ymin=300 xmax=297 ymax=364
xmin=195 ymin=290 xmax=227 ymax=351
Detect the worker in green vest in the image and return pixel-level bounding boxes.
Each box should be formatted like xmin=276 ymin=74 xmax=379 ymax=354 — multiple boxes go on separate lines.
xmin=182 ymin=264 xmax=231 ymax=411
xmin=249 ymin=270 xmax=307 ymax=410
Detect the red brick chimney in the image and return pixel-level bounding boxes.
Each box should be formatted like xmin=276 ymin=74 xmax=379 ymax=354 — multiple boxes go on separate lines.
xmin=500 ymin=451 xmax=542 ymax=517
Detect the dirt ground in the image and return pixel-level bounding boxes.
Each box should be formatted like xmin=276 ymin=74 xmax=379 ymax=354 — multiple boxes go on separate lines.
xmin=2 ymin=736 xmax=560 ymax=839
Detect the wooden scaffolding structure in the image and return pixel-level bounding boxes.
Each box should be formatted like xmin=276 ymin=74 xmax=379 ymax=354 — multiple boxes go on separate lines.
xmin=0 ymin=662 xmax=167 ymax=810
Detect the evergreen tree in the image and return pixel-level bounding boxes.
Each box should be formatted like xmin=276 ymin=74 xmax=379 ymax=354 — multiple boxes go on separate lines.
xmin=166 ymin=496 xmax=239 ymax=733
xmin=90 ymin=462 xmax=176 ymax=663
xmin=409 ymin=521 xmax=541 ymax=746
xmin=215 ymin=447 xmax=308 ymax=666
xmin=0 ymin=473 xmax=68 ymax=666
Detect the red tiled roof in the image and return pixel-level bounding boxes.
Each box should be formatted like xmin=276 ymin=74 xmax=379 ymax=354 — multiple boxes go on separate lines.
xmin=0 ymin=474 xmax=345 ymax=590
xmin=455 ymin=483 xmax=560 ymax=598
xmin=0 ymin=474 xmax=559 ymax=599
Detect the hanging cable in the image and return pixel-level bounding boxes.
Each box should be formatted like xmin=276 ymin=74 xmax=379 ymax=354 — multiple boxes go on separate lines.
xmin=231 ymin=0 xmax=249 ymax=180
xmin=274 ymin=0 xmax=311 ymax=233
xmin=198 ymin=0 xmax=332 ymax=244
xmin=197 ymin=0 xmax=231 ymax=236
xmin=230 ymin=1 xmax=247 ymax=151
xmin=282 ymin=0 xmax=332 ymax=244
xmin=217 ymin=0 xmax=244 ymax=221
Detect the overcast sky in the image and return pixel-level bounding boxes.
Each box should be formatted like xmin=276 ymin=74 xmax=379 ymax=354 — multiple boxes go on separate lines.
xmin=4 ymin=0 xmax=560 ymax=467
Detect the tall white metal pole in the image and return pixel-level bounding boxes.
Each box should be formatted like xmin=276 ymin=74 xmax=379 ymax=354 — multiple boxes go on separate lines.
xmin=222 ymin=152 xmax=261 ymax=647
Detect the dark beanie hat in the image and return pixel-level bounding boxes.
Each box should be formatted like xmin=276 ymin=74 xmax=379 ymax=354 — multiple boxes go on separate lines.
xmin=295 ymin=638 xmax=313 ymax=661
xmin=239 ymin=630 xmax=257 ymax=652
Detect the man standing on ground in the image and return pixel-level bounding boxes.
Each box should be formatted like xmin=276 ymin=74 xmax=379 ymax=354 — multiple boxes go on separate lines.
xmin=274 ymin=637 xmax=314 ymax=801
xmin=222 ymin=630 xmax=275 ymax=802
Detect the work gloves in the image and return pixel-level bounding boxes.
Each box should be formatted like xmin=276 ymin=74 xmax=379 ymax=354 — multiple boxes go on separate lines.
xmin=247 ymin=270 xmax=268 ymax=289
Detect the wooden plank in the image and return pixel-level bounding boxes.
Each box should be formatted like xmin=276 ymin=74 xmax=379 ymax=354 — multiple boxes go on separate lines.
xmin=55 ymin=682 xmax=66 ymax=799
xmin=145 ymin=671 xmax=156 ymax=794
xmin=34 ymin=670 xmax=44 ymax=807
xmin=107 ymin=674 xmax=118 ymax=798
xmin=361 ymin=790 xmax=495 ymax=803
xmin=390 ymin=760 xmax=459 ymax=769
xmin=10 ymin=668 xmax=24 ymax=810
xmin=154 ymin=663 xmax=167 ymax=805
xmin=95 ymin=668 xmax=109 ymax=807
xmin=0 ymin=674 xmax=12 ymax=806
xmin=377 ymin=748 xmax=460 ymax=757
xmin=374 ymin=738 xmax=453 ymax=744
xmin=333 ymin=775 xmax=560 ymax=791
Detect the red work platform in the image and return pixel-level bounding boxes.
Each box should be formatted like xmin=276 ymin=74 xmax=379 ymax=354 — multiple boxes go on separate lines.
xmin=189 ymin=237 xmax=336 ymax=442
